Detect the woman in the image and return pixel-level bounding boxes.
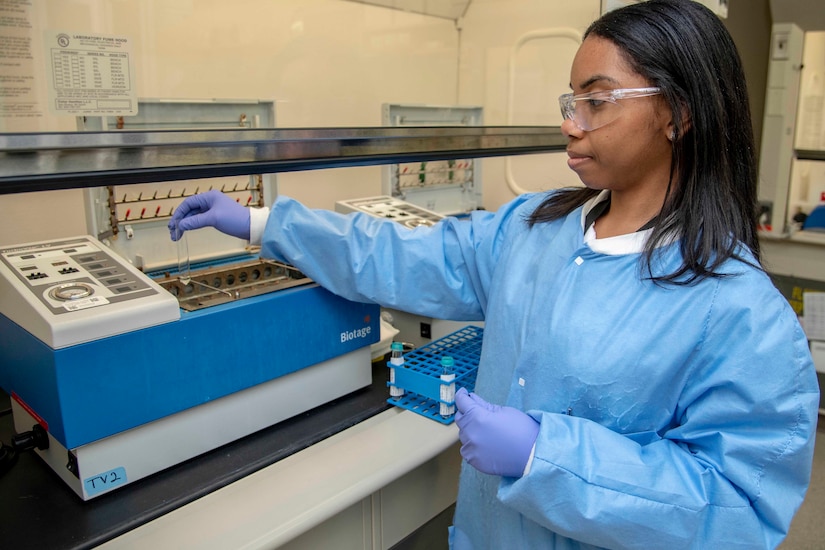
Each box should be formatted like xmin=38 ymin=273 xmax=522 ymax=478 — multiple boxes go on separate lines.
xmin=170 ymin=1 xmax=818 ymax=547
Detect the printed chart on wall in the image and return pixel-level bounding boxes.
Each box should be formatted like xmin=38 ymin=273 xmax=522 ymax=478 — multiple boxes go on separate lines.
xmin=0 ymin=0 xmax=43 ymax=126
xmin=43 ymin=30 xmax=137 ymax=117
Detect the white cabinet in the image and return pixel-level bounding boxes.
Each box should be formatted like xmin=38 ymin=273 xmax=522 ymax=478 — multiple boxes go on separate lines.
xmin=282 ymin=444 xmax=461 ymax=550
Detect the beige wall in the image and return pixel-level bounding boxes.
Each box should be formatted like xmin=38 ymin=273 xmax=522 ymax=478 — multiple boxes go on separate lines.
xmin=460 ymin=0 xmax=598 ymax=210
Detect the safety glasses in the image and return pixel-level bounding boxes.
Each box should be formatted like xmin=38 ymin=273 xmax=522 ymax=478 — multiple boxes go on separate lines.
xmin=559 ymin=87 xmax=662 ymax=131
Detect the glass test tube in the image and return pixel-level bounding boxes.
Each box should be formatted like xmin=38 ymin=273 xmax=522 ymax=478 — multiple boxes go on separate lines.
xmin=176 ymin=220 xmax=191 ymax=284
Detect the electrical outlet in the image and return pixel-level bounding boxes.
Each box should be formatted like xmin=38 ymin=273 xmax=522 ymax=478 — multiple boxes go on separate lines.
xmin=772 ymin=32 xmax=790 ymax=60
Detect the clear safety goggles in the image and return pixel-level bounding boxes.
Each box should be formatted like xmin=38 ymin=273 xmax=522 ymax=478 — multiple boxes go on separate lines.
xmin=558 ymin=87 xmax=662 ymax=131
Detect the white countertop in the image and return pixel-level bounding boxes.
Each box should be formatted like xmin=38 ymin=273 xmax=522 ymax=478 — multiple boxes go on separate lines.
xmin=97 ymin=408 xmax=459 ymax=549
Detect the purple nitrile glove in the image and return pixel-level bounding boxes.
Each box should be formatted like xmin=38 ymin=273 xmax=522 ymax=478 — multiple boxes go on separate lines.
xmin=168 ymin=190 xmax=251 ymax=241
xmin=454 ymin=387 xmax=539 ymax=478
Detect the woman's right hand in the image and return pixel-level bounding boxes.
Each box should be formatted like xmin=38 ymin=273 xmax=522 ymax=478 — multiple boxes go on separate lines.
xmin=168 ymin=190 xmax=251 ymax=241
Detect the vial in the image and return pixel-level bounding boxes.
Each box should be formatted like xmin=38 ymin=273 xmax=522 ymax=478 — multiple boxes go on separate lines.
xmin=175 ymin=218 xmax=191 ymax=285
xmin=388 ymin=341 xmax=405 ymax=399
xmin=439 ymin=356 xmax=456 ymax=417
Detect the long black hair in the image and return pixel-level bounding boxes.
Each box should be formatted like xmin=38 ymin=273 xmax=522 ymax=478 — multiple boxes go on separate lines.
xmin=528 ymin=0 xmax=761 ymax=285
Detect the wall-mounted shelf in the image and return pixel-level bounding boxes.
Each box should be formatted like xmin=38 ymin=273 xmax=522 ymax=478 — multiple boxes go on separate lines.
xmin=0 ymin=126 xmax=566 ymax=195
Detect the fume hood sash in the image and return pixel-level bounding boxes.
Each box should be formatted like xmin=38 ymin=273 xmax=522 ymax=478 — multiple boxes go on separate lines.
xmin=0 ymin=126 xmax=566 ymax=195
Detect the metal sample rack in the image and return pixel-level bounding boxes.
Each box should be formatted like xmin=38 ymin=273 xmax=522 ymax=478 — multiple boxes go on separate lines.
xmin=154 ymin=259 xmax=310 ymax=312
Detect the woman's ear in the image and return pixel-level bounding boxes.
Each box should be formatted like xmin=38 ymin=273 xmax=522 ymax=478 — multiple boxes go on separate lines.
xmin=668 ymin=104 xmax=691 ymax=142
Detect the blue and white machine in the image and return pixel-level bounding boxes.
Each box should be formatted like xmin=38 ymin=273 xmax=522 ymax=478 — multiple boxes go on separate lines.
xmin=0 ymin=234 xmax=379 ymax=500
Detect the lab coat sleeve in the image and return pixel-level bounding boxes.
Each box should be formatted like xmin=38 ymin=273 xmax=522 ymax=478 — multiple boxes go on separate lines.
xmin=497 ymin=277 xmax=819 ymax=549
xmin=258 ymin=195 xmax=535 ymax=320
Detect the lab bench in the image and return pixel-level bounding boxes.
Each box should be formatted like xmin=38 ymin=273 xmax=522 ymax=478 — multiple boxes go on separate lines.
xmin=0 ymin=359 xmax=461 ymax=549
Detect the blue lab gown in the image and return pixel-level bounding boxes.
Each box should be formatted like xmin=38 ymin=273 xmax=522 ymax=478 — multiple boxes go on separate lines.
xmin=258 ymin=191 xmax=818 ymax=549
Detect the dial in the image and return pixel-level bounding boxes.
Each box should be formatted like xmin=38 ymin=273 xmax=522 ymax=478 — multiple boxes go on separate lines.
xmin=49 ymin=282 xmax=94 ymax=301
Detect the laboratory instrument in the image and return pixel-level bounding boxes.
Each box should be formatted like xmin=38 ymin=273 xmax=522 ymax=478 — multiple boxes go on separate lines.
xmin=0 ymin=232 xmax=378 ymax=501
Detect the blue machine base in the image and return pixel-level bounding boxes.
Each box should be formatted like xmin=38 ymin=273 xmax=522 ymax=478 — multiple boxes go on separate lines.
xmin=0 ymin=283 xmax=379 ymax=449
xmin=387 ymin=325 xmax=481 ymax=424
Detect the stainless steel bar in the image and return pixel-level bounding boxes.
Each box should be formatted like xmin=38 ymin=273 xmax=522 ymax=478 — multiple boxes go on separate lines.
xmin=0 ymin=126 xmax=566 ymax=195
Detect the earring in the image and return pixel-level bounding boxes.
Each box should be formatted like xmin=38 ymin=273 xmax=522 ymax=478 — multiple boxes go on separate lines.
xmin=669 ymin=130 xmax=676 ymax=141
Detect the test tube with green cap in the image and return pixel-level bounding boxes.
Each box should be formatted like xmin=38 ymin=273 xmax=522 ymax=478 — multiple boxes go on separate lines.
xmin=388 ymin=341 xmax=405 ymax=399
xmin=439 ymin=356 xmax=456 ymax=417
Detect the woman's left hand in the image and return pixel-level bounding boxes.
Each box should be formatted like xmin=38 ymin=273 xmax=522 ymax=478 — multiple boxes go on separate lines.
xmin=454 ymin=388 xmax=539 ymax=478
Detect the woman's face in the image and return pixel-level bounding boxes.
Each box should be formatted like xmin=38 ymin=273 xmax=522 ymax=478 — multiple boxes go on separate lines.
xmin=563 ymin=36 xmax=674 ymax=194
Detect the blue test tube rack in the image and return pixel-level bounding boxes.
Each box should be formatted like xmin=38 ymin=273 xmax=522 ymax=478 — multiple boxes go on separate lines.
xmin=387 ymin=325 xmax=482 ymax=424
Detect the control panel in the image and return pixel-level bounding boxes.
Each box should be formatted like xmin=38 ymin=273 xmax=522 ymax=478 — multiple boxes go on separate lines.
xmin=0 ymin=236 xmax=179 ymax=349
